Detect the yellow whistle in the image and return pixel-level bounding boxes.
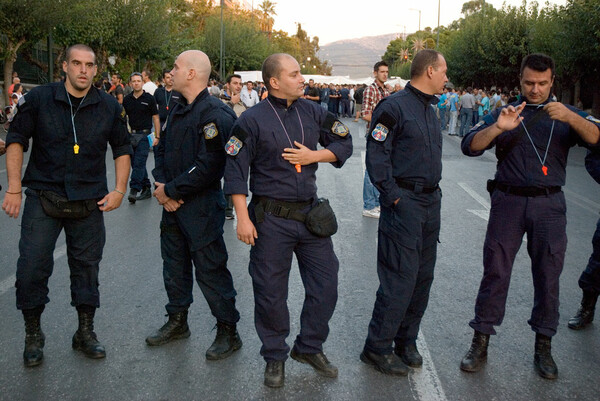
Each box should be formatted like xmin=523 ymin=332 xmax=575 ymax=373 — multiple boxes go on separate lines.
xmin=74 ymin=144 xmax=79 ymax=154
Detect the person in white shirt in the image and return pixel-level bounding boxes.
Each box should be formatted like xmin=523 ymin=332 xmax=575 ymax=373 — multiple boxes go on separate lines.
xmin=240 ymin=81 xmax=259 ymax=108
xmin=142 ymin=69 xmax=158 ymax=95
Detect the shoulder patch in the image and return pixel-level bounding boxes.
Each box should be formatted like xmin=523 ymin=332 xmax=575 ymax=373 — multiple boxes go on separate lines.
xmin=119 ymin=106 xmax=127 ymax=122
xmin=203 ymin=122 xmax=218 ymax=139
xmin=371 ymin=123 xmax=389 ymax=142
xmin=225 ymin=136 xmax=243 ymax=156
xmin=331 ymin=120 xmax=349 ymax=137
xmin=586 ymin=115 xmax=600 ymax=124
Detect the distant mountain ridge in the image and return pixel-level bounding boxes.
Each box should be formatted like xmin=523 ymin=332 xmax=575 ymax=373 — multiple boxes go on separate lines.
xmin=318 ymin=33 xmax=404 ymax=78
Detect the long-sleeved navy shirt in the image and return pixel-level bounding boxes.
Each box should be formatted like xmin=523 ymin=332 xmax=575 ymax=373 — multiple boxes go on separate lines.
xmin=366 ymin=83 xmax=442 ymax=207
xmin=224 ymin=95 xmax=353 ymax=202
xmin=6 ymin=82 xmax=131 ymax=200
xmin=461 ymin=99 xmax=600 ymax=187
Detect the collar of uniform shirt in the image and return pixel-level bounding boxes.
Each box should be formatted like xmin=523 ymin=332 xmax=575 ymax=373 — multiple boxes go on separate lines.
xmin=267 ymin=94 xmax=294 ymax=109
xmin=176 ymin=87 xmax=209 ymax=111
xmin=521 ymin=97 xmax=552 ymax=107
xmin=405 ymin=82 xmax=437 ymax=106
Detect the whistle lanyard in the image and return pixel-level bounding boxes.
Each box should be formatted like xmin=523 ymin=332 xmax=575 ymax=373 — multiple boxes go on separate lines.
xmin=267 ymin=99 xmax=305 ymax=173
xmin=165 ymin=89 xmax=172 ymax=110
xmin=66 ymin=87 xmax=87 ymax=155
xmin=520 ymin=104 xmax=555 ymax=176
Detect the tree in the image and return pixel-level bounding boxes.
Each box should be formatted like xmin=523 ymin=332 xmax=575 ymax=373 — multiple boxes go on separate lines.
xmin=0 ymin=0 xmax=64 ymax=103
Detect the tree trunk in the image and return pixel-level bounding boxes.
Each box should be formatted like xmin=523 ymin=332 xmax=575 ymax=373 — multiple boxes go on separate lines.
xmin=574 ymin=79 xmax=581 ymax=107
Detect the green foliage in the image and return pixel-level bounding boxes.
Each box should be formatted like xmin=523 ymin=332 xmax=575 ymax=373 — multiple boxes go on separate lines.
xmin=200 ymin=8 xmax=271 ymax=77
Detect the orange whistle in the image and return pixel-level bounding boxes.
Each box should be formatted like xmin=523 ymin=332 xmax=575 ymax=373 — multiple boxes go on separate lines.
xmin=542 ymin=165 xmax=548 ymax=176
xmin=295 ymin=164 xmax=301 ymax=173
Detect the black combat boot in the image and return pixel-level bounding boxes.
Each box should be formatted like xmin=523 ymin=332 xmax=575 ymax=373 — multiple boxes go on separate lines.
xmin=136 ymin=187 xmax=151 ymax=201
xmin=145 ymin=311 xmax=191 ymax=346
xmin=394 ymin=342 xmax=423 ymax=368
xmin=72 ymin=307 xmax=106 ymax=358
xmin=460 ymin=331 xmax=490 ymax=372
xmin=264 ymin=360 xmax=285 ymax=388
xmin=22 ymin=306 xmax=45 ymax=367
xmin=205 ymin=321 xmax=242 ymax=360
xmin=568 ymin=291 xmax=598 ymax=330
xmin=534 ymin=333 xmax=558 ymax=379
xmin=128 ymin=188 xmax=138 ymax=204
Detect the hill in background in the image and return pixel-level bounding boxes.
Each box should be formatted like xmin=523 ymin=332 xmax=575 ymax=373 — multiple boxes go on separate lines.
xmin=318 ymin=33 xmax=403 ymax=78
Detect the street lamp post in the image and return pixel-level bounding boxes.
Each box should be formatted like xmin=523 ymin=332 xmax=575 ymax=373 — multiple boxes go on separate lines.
xmin=409 ymin=8 xmax=421 ymax=32
xmin=219 ymin=0 xmax=225 ymax=80
xmin=436 ymin=0 xmax=440 ymax=49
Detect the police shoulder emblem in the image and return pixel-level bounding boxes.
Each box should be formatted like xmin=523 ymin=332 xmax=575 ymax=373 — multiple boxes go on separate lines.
xmin=203 ymin=122 xmax=218 ymax=139
xmin=331 ymin=121 xmax=349 ymax=137
xmin=225 ymin=136 xmax=243 ymax=156
xmin=371 ymin=123 xmax=389 ymax=142
xmin=586 ymin=115 xmax=600 ymax=124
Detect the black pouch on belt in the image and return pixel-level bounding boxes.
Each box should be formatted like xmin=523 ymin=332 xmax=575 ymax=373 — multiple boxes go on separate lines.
xmin=486 ymin=179 xmax=497 ymax=195
xmin=304 ymin=198 xmax=338 ymax=238
xmin=39 ymin=190 xmax=95 ymax=219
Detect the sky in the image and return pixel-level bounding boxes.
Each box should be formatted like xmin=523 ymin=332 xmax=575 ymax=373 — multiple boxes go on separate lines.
xmin=271 ymin=0 xmax=568 ymax=45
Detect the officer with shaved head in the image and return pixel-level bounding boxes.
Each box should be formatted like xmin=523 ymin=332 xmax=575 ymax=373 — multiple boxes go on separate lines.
xmin=146 ymin=50 xmax=242 ymax=360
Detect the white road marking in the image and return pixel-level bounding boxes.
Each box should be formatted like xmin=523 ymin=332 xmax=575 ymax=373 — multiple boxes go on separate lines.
xmin=563 ymin=187 xmax=600 ymax=215
xmin=411 ymin=331 xmax=448 ymax=401
xmin=458 ymin=182 xmax=490 ymax=221
xmin=0 ymin=244 xmax=66 ymax=297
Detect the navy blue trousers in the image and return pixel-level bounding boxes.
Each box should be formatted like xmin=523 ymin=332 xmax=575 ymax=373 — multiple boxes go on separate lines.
xmin=578 ymin=217 xmax=600 ymax=294
xmin=16 ymin=189 xmax=105 ymax=310
xmin=130 ymin=139 xmax=150 ymax=191
xmin=470 ymin=190 xmax=567 ymax=337
xmin=160 ymin=211 xmax=239 ymax=323
xmin=248 ymin=203 xmax=339 ymax=361
xmin=365 ymin=189 xmax=441 ymax=355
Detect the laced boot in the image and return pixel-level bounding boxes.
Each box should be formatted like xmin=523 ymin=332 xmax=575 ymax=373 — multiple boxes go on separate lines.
xmin=568 ymin=291 xmax=598 ymax=330
xmin=460 ymin=331 xmax=489 ymax=372
xmin=72 ymin=307 xmax=106 ymax=359
xmin=205 ymin=321 xmax=242 ymax=360
xmin=534 ymin=333 xmax=558 ymax=380
xmin=22 ymin=306 xmax=45 ymax=367
xmin=145 ymin=311 xmax=191 ymax=346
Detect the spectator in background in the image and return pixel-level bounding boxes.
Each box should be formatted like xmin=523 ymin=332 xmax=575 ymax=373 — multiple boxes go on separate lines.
xmin=142 ymin=69 xmax=158 ymax=95
xmin=303 ymin=79 xmax=320 ymax=104
xmin=241 ymin=81 xmax=259 ymax=108
xmin=353 ymin=84 xmax=365 ymax=122
xmin=109 ymin=74 xmax=124 ymax=104
xmin=339 ymin=85 xmax=351 ymax=118
xmin=320 ymin=83 xmax=330 ymax=110
xmin=8 ymin=75 xmax=20 ymax=99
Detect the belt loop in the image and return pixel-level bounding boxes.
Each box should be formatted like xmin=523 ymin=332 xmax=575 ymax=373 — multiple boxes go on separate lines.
xmin=414 ymin=183 xmax=423 ymax=193
xmin=544 ymin=187 xmax=550 ymax=196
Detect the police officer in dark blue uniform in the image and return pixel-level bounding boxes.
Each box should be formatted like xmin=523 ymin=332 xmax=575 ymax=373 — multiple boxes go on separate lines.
xmin=2 ymin=44 xmax=132 ymax=367
xmin=224 ymin=53 xmax=352 ymax=388
xmin=146 ymin=50 xmax=242 ymax=361
xmin=154 ymin=69 xmax=181 ymax=131
xmin=568 ymin=148 xmax=600 ymax=330
xmin=460 ymin=54 xmax=600 ymax=379
xmin=361 ymin=50 xmax=448 ymax=376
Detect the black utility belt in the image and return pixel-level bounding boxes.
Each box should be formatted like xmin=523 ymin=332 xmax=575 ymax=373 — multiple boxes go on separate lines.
xmin=395 ymin=179 xmax=439 ymax=194
xmin=487 ymin=180 xmax=561 ymax=197
xmin=131 ymin=129 xmax=151 ymax=134
xmin=251 ymin=196 xmax=338 ymax=238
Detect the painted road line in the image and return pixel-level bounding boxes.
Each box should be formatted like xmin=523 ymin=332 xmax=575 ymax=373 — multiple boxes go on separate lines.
xmin=411 ymin=331 xmax=448 ymax=401
xmin=0 ymin=244 xmax=66 ymax=297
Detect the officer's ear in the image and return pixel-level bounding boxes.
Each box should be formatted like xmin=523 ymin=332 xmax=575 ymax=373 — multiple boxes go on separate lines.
xmin=188 ymin=68 xmax=196 ymax=81
xmin=62 ymin=60 xmax=68 ymax=74
xmin=269 ymin=77 xmax=279 ymax=91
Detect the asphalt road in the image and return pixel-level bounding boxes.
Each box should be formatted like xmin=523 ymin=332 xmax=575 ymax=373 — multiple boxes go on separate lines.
xmin=0 ymin=118 xmax=599 ymax=401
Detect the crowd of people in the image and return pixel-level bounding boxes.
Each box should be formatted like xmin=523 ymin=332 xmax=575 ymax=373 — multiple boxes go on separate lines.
xmin=2 ymin=44 xmax=600 ymax=393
